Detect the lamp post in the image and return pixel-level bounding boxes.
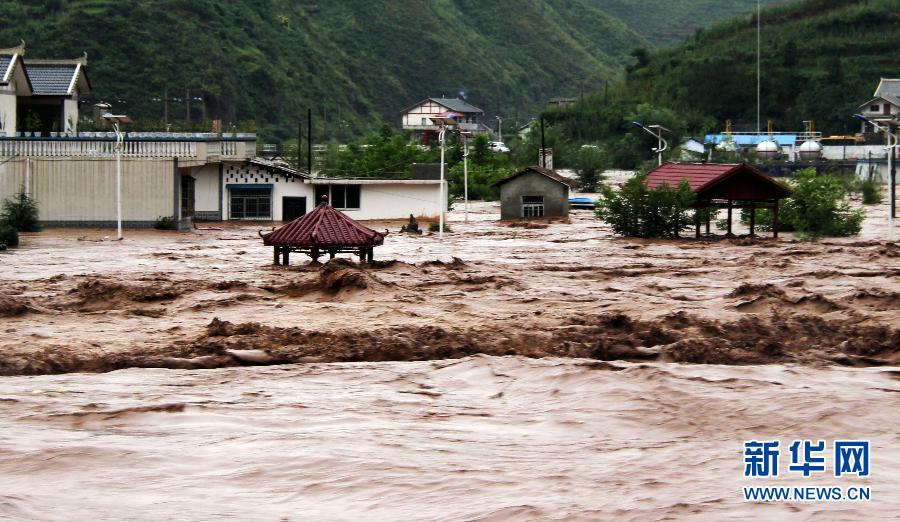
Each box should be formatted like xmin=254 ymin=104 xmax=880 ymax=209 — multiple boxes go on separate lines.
xmin=632 ymin=121 xmax=670 ymax=166
xmin=430 ymin=114 xmax=461 ymax=238
xmin=496 ymin=115 xmax=503 ymax=142
xmin=103 ymin=113 xmax=132 ymax=240
xmin=855 ymin=114 xmax=897 ymax=236
xmin=459 ymin=131 xmax=472 ymax=223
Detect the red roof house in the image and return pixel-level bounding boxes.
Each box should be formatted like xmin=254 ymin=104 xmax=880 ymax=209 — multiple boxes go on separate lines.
xmin=262 ymin=198 xmax=384 ymax=264
xmin=646 ymin=162 xmax=792 ymax=238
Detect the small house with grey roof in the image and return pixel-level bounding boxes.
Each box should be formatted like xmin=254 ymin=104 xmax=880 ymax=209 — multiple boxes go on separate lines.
xmin=494 ymin=166 xmax=573 ymax=221
xmin=0 ymin=41 xmax=91 ymax=136
xmin=857 ymin=78 xmax=900 ymax=126
xmin=400 ymin=97 xmax=488 ymax=140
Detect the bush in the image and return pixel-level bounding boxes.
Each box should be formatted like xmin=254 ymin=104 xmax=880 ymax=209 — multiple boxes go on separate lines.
xmin=860 ymin=179 xmax=882 ymax=205
xmin=0 ymin=224 xmax=18 ymax=247
xmin=1 ymin=190 xmax=41 ymax=232
xmin=575 ymin=145 xmax=607 ymax=192
xmin=428 ymin=221 xmax=451 ymax=233
xmin=595 ymin=171 xmax=696 ymax=238
xmin=739 ymin=169 xmax=864 ymax=238
xmin=153 ymin=216 xmax=178 ymax=230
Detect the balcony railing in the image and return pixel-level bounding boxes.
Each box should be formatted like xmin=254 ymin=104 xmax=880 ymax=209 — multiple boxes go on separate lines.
xmin=0 ymin=132 xmax=256 ymax=160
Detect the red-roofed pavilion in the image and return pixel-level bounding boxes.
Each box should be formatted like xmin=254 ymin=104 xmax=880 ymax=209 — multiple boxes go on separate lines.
xmin=646 ymin=162 xmax=792 ymax=238
xmin=262 ymin=197 xmax=385 ymax=265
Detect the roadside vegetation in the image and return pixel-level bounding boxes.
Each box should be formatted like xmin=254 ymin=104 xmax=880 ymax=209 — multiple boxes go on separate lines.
xmin=595 ymin=171 xmax=696 ymax=238
xmin=739 ymin=169 xmax=865 ymax=239
xmin=0 ymin=189 xmax=42 ymax=247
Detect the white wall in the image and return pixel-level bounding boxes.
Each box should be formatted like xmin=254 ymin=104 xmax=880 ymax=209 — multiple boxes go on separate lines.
xmin=63 ymin=98 xmax=78 ymax=133
xmin=0 ymin=86 xmax=16 ymax=136
xmin=192 ymin=164 xmax=220 ymax=212
xmin=822 ymin=145 xmax=891 ymax=161
xmin=321 ymin=182 xmax=443 ymax=221
xmin=0 ymin=157 xmax=175 ymax=222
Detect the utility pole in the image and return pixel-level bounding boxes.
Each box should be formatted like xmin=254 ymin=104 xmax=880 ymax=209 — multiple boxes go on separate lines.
xmin=163 ymin=87 xmax=169 ymax=127
xmin=185 ymin=89 xmax=191 ymax=124
xmin=307 ymin=108 xmax=313 ymax=177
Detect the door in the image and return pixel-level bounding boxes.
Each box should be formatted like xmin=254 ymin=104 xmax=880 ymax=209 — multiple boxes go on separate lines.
xmin=180 ymin=175 xmax=195 ymax=218
xmin=282 ymin=196 xmax=307 ymax=222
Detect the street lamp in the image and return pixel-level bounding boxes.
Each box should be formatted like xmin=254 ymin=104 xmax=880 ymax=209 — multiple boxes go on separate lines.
xmin=103 ymin=112 xmax=132 ymax=240
xmin=495 ymin=116 xmax=503 ymax=142
xmin=855 ymin=113 xmax=898 ymax=234
xmin=430 ymin=114 xmax=459 ymax=239
xmin=632 ymin=121 xmax=670 ymax=166
xmin=459 ymin=131 xmax=472 ymax=223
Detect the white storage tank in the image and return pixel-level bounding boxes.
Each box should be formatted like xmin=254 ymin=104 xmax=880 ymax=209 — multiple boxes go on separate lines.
xmin=756 ymin=139 xmax=780 ymax=159
xmin=798 ymin=140 xmax=822 ymax=160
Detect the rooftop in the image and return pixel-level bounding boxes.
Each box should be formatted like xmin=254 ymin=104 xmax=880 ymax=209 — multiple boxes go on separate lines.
xmin=402 ymin=97 xmax=484 ymax=115
xmin=646 ymin=162 xmax=792 ymax=199
xmin=262 ymin=202 xmax=385 ymax=249
xmin=494 ymin=166 xmax=574 ymax=188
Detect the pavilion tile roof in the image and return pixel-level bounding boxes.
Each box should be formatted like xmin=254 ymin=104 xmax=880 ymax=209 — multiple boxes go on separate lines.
xmin=646 ymin=162 xmax=739 ymax=191
xmin=262 ymin=202 xmax=385 ymax=249
xmin=646 ymin=162 xmax=792 ymax=200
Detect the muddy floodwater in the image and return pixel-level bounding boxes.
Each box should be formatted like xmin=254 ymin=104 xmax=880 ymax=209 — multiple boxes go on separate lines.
xmin=1 ymin=191 xmax=898 ymax=519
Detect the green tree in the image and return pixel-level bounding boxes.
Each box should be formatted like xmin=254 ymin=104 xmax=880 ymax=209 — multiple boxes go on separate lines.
xmin=1 ymin=189 xmax=41 ymax=232
xmin=574 ymin=145 xmax=607 ymax=191
xmin=596 ymin=172 xmax=696 ymax=238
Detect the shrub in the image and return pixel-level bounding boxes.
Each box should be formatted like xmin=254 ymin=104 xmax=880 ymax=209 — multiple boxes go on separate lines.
xmin=153 ymin=216 xmax=178 ymax=230
xmin=595 ymin=171 xmax=695 ymax=238
xmin=860 ymin=179 xmax=882 ymax=205
xmin=0 ymin=224 xmax=18 ymax=247
xmin=574 ymin=145 xmax=607 ymax=192
xmin=428 ymin=221 xmax=451 ymax=233
xmin=1 ymin=190 xmax=41 ymax=232
xmin=739 ymin=169 xmax=864 ymax=238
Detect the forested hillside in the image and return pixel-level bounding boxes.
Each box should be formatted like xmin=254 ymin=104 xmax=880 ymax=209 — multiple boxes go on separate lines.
xmin=544 ymin=0 xmax=900 ymax=168
xmin=0 ymin=0 xmax=645 ymax=140
xmin=588 ymin=0 xmax=786 ymax=47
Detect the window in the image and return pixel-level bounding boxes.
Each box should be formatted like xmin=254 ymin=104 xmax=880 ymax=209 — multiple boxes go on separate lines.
xmin=315 ymin=185 xmax=361 ymax=210
xmin=870 ymin=105 xmax=879 ymax=112
xmin=522 ymin=195 xmax=544 ymax=218
xmin=230 ymin=188 xmax=271 ymax=219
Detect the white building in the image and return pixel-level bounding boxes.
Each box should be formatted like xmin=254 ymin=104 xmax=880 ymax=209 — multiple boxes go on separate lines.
xmin=857 ymin=78 xmax=900 ymax=126
xmin=1 ymin=41 xmax=91 ymax=136
xmin=400 ymin=97 xmax=486 ymax=138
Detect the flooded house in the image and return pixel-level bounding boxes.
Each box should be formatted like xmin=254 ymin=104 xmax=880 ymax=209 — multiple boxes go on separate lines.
xmin=0 ymin=43 xmax=444 ymax=227
xmin=494 ymin=166 xmax=573 ymax=220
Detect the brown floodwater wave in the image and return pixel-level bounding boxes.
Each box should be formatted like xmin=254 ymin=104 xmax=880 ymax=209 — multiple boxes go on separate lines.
xmin=2 ymin=309 xmax=898 ymax=376
xmin=0 ymin=356 xmax=897 ymax=520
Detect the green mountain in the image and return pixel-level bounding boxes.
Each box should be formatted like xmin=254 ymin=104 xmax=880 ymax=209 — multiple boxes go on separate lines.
xmin=623 ymin=0 xmax=900 ymax=133
xmin=544 ymin=0 xmax=900 ymax=168
xmin=0 ymin=0 xmax=646 ymax=140
xmin=588 ymin=0 xmax=787 ymax=47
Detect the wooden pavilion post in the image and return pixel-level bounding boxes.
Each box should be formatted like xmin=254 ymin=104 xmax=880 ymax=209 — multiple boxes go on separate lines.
xmin=726 ymin=200 xmax=733 ymax=237
xmin=695 ymin=206 xmax=701 ymax=239
xmin=282 ymin=248 xmax=290 ymax=266
xmin=705 ymin=202 xmax=711 ymax=236
xmin=273 ymin=247 xmax=281 ymax=266
xmin=773 ymin=199 xmax=780 ymax=239
xmin=749 ymin=202 xmax=756 ymax=237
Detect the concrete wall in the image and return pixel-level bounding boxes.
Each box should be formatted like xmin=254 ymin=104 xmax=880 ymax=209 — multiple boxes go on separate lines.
xmin=337 ymin=182 xmax=442 ymax=220
xmin=0 ymin=86 xmax=15 ymax=136
xmin=0 ymin=156 xmax=175 ymax=225
xmin=62 ymin=98 xmax=78 ymax=133
xmin=499 ymin=171 xmax=569 ymax=220
xmin=192 ymin=163 xmax=220 ymax=214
